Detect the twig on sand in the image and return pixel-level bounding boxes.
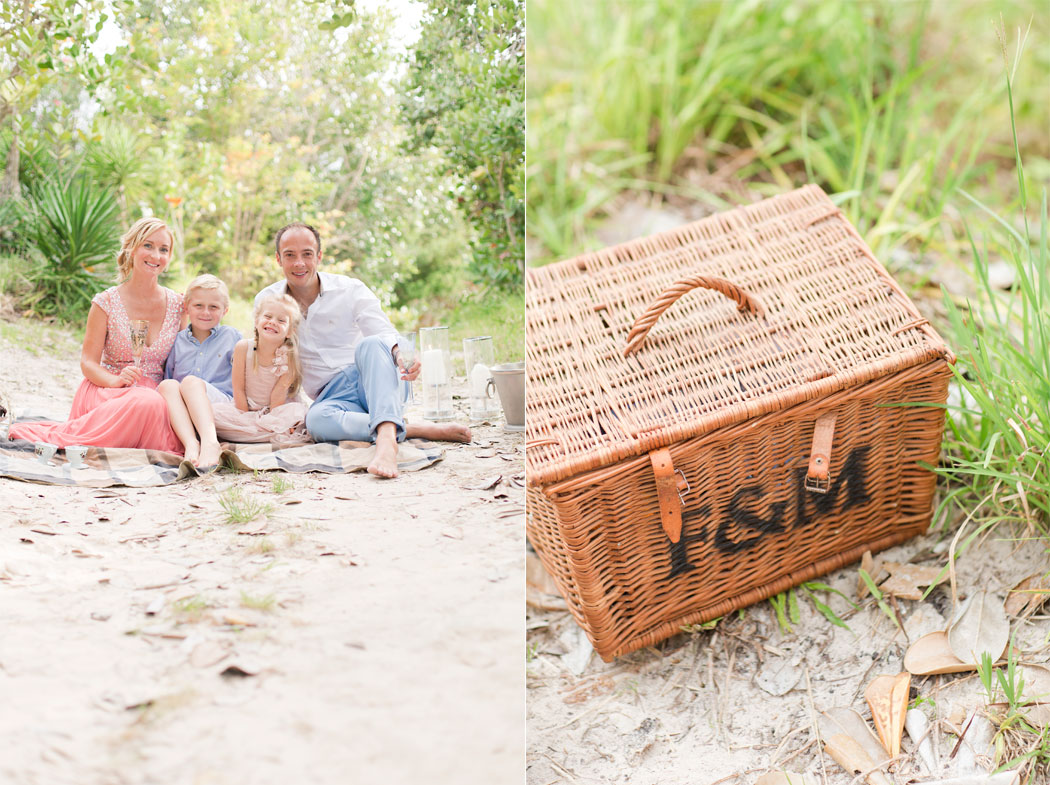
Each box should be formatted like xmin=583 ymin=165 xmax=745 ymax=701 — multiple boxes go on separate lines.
xmin=804 ymin=665 xmax=828 ymax=785
xmin=717 ymin=637 xmax=738 ymax=745
xmin=775 ymin=736 xmax=816 ymax=769
xmin=545 ymin=692 xmax=617 ymax=731
xmin=542 ymin=755 xmax=579 ymax=783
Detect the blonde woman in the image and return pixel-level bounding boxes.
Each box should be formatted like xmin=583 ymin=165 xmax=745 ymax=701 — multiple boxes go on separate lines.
xmin=10 ymin=217 xmax=185 ymax=452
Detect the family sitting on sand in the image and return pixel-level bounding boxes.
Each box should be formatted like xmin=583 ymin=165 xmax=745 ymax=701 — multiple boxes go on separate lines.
xmin=6 ymin=217 xmax=470 ymax=479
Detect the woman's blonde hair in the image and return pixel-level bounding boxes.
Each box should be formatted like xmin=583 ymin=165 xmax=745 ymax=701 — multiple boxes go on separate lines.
xmin=184 ymin=273 xmax=230 ymax=308
xmin=253 ymin=293 xmax=303 ymax=397
xmin=116 ymin=217 xmax=174 ymax=281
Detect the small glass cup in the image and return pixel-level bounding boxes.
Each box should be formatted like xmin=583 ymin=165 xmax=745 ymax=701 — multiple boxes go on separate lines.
xmin=129 ymin=320 xmax=150 ymax=367
xmin=398 ymin=331 xmax=417 ymax=406
xmin=463 ymin=336 xmax=500 ymax=422
xmin=419 ymin=326 xmax=453 ymax=421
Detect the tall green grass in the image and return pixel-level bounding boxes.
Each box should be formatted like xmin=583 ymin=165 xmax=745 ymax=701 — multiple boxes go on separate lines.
xmin=936 ymin=48 xmax=1049 ymax=537
xmin=526 ymin=0 xmax=1044 ymax=265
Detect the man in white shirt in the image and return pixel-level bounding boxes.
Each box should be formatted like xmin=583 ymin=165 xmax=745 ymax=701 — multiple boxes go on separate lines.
xmin=257 ymin=223 xmax=470 ymax=477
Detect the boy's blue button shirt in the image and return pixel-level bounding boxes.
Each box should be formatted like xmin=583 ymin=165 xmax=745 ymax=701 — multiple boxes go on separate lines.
xmin=164 ymin=324 xmax=242 ymax=396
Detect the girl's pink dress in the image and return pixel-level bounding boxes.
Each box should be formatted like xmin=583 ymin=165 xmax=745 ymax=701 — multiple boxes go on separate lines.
xmin=10 ymin=287 xmax=184 ymax=453
xmin=212 ymin=345 xmax=311 ymax=446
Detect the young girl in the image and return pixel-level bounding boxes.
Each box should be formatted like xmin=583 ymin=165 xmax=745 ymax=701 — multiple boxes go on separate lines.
xmin=210 ymin=294 xmax=311 ymax=447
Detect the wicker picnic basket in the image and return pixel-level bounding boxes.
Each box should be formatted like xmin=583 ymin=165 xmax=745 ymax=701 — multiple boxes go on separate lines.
xmin=526 ymin=185 xmax=954 ymax=661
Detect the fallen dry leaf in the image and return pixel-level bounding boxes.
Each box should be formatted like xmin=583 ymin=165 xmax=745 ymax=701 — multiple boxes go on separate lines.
xmin=819 ymin=708 xmax=889 ymax=766
xmin=465 ymin=474 xmax=502 ymax=490
xmin=1004 ymin=572 xmax=1050 ymax=617
xmin=221 ymin=612 xmax=256 ymax=627
xmin=947 ymin=590 xmax=1009 ymax=665
xmin=878 ymin=561 xmax=945 ymax=601
xmin=145 ymin=596 xmax=165 ymax=616
xmin=189 ymin=641 xmax=231 ymax=668
xmin=756 ymin=653 xmax=804 ymax=697
xmin=220 ymin=662 xmax=260 ymax=678
xmin=904 ymin=630 xmax=1010 ymax=675
xmin=823 ymin=733 xmax=892 ymax=785
xmin=864 ymin=672 xmax=909 ymax=757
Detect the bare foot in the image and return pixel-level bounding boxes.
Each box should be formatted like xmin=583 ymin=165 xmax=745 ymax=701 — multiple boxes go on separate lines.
xmin=182 ymin=440 xmax=200 ymax=466
xmin=367 ymin=425 xmax=400 ymax=478
xmin=405 ymin=421 xmax=472 ymax=443
xmin=197 ymin=437 xmax=222 ymax=468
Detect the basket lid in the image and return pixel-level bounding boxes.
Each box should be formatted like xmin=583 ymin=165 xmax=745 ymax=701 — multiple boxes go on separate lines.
xmin=526 ymin=185 xmax=952 ymax=486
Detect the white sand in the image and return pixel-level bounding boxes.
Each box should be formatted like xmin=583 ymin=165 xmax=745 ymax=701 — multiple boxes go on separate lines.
xmin=0 ymin=321 xmax=524 ymax=785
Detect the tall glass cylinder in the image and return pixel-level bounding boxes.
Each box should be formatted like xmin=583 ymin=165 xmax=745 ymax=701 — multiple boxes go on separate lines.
xmin=463 ymin=336 xmax=500 ymax=422
xmin=419 ymin=326 xmax=453 ymax=421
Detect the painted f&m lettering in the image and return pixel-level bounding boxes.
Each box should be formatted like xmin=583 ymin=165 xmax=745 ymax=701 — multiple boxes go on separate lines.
xmin=664 ymin=445 xmax=873 ymax=578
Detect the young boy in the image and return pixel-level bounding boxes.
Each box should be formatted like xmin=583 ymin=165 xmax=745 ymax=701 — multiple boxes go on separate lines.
xmin=159 ymin=274 xmax=241 ymax=467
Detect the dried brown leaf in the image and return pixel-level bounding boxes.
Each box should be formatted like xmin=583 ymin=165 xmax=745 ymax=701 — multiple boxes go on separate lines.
xmin=819 ymin=708 xmax=889 ymax=779
xmin=1004 ymin=573 xmax=1050 ymax=617
xmin=465 ymin=474 xmax=503 ymax=490
xmin=947 ymin=590 xmax=1009 ymax=665
xmin=878 ymin=561 xmax=944 ymax=601
xmin=904 ymin=630 xmax=1011 ymax=675
xmin=864 ymin=673 xmax=909 ymax=757
xmin=189 ymin=641 xmax=231 ymax=668
xmin=823 ymin=730 xmax=892 ymax=785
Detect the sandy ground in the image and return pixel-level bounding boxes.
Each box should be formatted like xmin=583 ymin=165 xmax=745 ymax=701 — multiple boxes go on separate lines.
xmin=0 ymin=318 xmax=524 ymax=785
xmin=527 ymin=533 xmax=1050 ymax=784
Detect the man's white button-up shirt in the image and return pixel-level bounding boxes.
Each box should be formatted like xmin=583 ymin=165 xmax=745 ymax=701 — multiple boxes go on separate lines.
xmin=256 ymin=272 xmax=398 ymax=400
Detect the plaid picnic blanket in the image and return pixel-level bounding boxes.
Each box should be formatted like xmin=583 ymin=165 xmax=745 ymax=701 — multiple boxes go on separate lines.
xmin=0 ymin=430 xmax=444 ymax=488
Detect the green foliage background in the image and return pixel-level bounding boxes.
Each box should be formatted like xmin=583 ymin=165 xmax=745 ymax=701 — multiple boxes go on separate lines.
xmin=526 ymin=0 xmax=1049 ymax=265
xmin=0 ymin=0 xmax=524 ymax=339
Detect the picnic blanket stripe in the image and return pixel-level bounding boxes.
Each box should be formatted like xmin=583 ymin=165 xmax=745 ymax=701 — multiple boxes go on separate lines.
xmin=1 ymin=426 xmax=443 ymax=488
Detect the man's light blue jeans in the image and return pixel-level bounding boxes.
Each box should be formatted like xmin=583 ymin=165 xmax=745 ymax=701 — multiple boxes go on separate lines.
xmin=305 ymin=336 xmax=405 ymax=443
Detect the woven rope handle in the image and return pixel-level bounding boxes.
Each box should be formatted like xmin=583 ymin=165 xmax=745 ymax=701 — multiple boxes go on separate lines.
xmin=623 ymin=276 xmax=765 ymax=357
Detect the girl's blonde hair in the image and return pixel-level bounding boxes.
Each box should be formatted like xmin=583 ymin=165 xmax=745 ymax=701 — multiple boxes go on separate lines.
xmin=253 ymin=293 xmax=303 ymax=397
xmin=184 ymin=273 xmax=230 ymax=308
xmin=116 ymin=217 xmax=174 ymax=281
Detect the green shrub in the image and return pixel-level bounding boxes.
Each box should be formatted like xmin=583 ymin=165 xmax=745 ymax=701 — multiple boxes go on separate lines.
xmin=22 ymin=178 xmax=120 ymax=322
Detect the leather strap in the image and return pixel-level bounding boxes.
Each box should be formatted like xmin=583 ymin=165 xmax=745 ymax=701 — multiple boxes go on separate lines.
xmin=650 ymin=447 xmax=683 ymax=543
xmin=805 ymin=412 xmax=837 ymax=493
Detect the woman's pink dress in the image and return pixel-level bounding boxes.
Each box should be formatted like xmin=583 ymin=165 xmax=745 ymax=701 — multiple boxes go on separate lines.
xmin=212 ymin=345 xmax=311 ymax=446
xmin=10 ymin=287 xmax=184 ymax=453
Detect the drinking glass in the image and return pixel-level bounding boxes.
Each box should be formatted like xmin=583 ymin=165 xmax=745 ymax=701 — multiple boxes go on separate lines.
xmin=129 ymin=320 xmax=150 ymax=367
xmin=419 ymin=326 xmax=453 ymax=421
xmin=463 ymin=336 xmax=500 ymax=421
xmin=398 ymin=331 xmax=416 ymax=405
